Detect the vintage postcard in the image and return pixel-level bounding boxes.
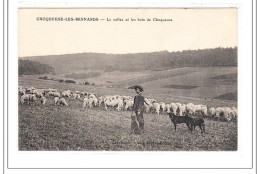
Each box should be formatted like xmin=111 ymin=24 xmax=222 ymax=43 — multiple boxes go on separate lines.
xmin=18 ymin=8 xmax=238 ymax=151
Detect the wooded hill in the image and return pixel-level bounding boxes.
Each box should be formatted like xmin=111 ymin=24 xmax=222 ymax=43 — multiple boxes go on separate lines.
xmin=20 ymin=47 xmax=237 ymax=75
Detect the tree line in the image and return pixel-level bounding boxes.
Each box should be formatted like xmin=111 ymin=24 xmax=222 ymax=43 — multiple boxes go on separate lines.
xmin=19 ymin=59 xmax=55 ymax=75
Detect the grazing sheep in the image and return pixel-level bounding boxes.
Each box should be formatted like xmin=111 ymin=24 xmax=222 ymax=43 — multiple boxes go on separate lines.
xmin=165 ymin=104 xmax=171 ymax=113
xmin=159 ymin=102 xmax=167 ymax=113
xmin=104 ymin=98 xmax=119 ymax=110
xmin=93 ymin=97 xmax=98 ymax=107
xmin=34 ymin=91 xmax=43 ymax=98
xmin=26 ymin=87 xmax=36 ymax=94
xmin=87 ymin=97 xmax=95 ymax=108
xmin=116 ymin=98 xmax=124 ymax=111
xmin=209 ymin=107 xmax=216 ymax=117
xmin=178 ymin=104 xmax=186 ymax=116
xmin=231 ymin=107 xmax=238 ymax=121
xmin=200 ymin=105 xmax=208 ymax=117
xmin=170 ymin=103 xmax=178 ymax=115
xmin=223 ymin=107 xmax=233 ymax=121
xmin=19 ymin=89 xmax=26 ymax=96
xmin=73 ymin=94 xmax=81 ymax=100
xmin=82 ymin=97 xmax=89 ymax=108
xmin=215 ymin=107 xmax=233 ymax=121
xmin=104 ymin=99 xmax=110 ymax=110
xmin=124 ymin=99 xmax=134 ymax=111
xmin=59 ymin=98 xmax=68 ymax=106
xmin=40 ymin=96 xmax=47 ymax=105
xmin=98 ymin=96 xmax=104 ymax=107
xmin=144 ymin=98 xmax=154 ymax=113
xmin=49 ymin=91 xmax=61 ymax=97
xmin=88 ymin=93 xmax=97 ymax=99
xmin=186 ymin=103 xmax=196 ymax=115
xmin=153 ymin=103 xmax=161 ymax=116
xmin=62 ymin=90 xmax=71 ymax=97
xmin=21 ymin=94 xmax=37 ymax=105
xmin=20 ymin=94 xmax=29 ymax=105
xmin=54 ymin=97 xmax=59 ymax=105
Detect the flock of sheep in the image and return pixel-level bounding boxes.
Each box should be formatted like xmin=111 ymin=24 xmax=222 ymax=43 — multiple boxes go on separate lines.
xmin=18 ymin=86 xmax=238 ymax=122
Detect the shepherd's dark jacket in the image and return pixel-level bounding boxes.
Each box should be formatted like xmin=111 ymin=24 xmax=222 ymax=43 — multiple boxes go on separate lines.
xmin=133 ymin=93 xmax=145 ymax=113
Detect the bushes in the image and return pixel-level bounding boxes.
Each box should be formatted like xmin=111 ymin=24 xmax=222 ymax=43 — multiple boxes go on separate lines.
xmin=38 ymin=75 xmax=76 ymax=84
xmin=65 ymin=79 xmax=76 ymax=84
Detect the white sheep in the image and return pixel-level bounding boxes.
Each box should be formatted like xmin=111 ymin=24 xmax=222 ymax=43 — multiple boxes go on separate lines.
xmin=170 ymin=103 xmax=178 ymax=115
xmin=73 ymin=94 xmax=81 ymax=100
xmin=62 ymin=90 xmax=71 ymax=97
xmin=98 ymin=96 xmax=104 ymax=107
xmin=59 ymin=98 xmax=68 ymax=106
xmin=49 ymin=91 xmax=61 ymax=97
xmin=82 ymin=97 xmax=89 ymax=108
xmin=231 ymin=108 xmax=238 ymax=120
xmin=124 ymin=99 xmax=134 ymax=111
xmin=19 ymin=89 xmax=26 ymax=96
xmin=40 ymin=96 xmax=47 ymax=105
xmin=178 ymin=104 xmax=186 ymax=116
xmin=104 ymin=98 xmax=119 ymax=110
xmin=209 ymin=107 xmax=216 ymax=117
xmin=144 ymin=98 xmax=155 ymax=113
xmin=200 ymin=105 xmax=208 ymax=117
xmin=215 ymin=107 xmax=231 ymax=120
xmin=185 ymin=103 xmax=196 ymax=115
xmin=88 ymin=93 xmax=97 ymax=99
xmin=87 ymin=98 xmax=95 ymax=108
xmin=34 ymin=90 xmax=43 ymax=98
xmin=159 ymin=102 xmax=167 ymax=113
xmin=165 ymin=104 xmax=171 ymax=113
xmin=116 ymin=98 xmax=124 ymax=111
xmin=54 ymin=97 xmax=60 ymax=105
xmin=21 ymin=94 xmax=37 ymax=105
xmin=93 ymin=97 xmax=98 ymax=107
xmin=153 ymin=103 xmax=161 ymax=116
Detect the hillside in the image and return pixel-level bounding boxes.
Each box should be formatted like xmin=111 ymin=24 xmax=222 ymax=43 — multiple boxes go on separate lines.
xmin=19 ymin=47 xmax=237 ymax=75
xmin=19 ymin=59 xmax=55 ymax=75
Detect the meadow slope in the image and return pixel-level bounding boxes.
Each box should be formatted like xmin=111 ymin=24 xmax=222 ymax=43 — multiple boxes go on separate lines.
xmin=19 ymin=98 xmax=237 ymax=151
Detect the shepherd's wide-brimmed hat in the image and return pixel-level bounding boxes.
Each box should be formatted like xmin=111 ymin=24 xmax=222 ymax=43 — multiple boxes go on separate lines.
xmin=129 ymin=85 xmax=144 ymax=92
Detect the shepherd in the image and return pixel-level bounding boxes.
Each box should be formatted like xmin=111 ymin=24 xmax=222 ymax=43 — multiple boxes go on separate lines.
xmin=130 ymin=85 xmax=146 ymax=134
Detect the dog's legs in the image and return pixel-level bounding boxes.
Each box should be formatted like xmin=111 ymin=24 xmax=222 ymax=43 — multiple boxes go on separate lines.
xmin=199 ymin=125 xmax=203 ymax=134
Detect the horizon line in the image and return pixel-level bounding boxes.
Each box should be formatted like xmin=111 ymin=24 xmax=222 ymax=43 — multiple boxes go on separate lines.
xmin=19 ymin=46 xmax=237 ymax=58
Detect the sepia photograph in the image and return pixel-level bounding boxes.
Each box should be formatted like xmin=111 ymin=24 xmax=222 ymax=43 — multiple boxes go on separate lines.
xmin=18 ymin=8 xmax=238 ymax=151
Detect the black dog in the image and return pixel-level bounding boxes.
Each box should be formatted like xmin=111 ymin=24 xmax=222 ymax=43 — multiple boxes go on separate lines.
xmin=168 ymin=113 xmax=193 ymax=132
xmin=191 ymin=118 xmax=205 ymax=134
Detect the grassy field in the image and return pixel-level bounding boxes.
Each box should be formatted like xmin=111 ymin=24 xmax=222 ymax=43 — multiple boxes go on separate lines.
xmin=19 ymin=98 xmax=237 ymax=151
xmin=19 ymin=67 xmax=237 ymax=151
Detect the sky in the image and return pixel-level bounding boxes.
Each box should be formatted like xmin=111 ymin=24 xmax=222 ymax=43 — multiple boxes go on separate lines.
xmin=18 ymin=8 xmax=237 ymax=57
